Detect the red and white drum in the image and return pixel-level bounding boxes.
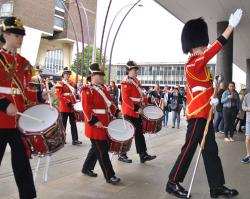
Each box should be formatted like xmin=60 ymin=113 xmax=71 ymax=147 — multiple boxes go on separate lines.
xmin=142 ymin=105 xmax=164 ymax=134
xmin=73 ymin=101 xmax=85 ymax=122
xmin=18 ymin=104 xmax=66 ymax=156
xmin=107 ymin=119 xmax=135 ymax=154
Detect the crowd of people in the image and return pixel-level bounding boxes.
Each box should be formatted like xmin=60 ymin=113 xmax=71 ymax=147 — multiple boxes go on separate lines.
xmin=0 ymin=8 xmax=248 ymax=199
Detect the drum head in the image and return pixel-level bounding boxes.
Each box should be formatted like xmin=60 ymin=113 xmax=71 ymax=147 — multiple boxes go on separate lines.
xmin=108 ymin=119 xmax=134 ymax=142
xmin=74 ymin=102 xmax=83 ymax=112
xmin=18 ymin=104 xmax=59 ymax=133
xmin=143 ymin=105 xmax=164 ymax=120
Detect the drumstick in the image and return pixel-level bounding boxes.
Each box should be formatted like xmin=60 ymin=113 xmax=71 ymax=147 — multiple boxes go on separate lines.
xmin=103 ymin=126 xmax=124 ymax=133
xmin=17 ymin=112 xmax=44 ymax=123
xmin=122 ymin=114 xmax=127 ymax=129
xmin=152 ymin=96 xmax=160 ymax=108
xmin=45 ymin=81 xmax=53 ymax=109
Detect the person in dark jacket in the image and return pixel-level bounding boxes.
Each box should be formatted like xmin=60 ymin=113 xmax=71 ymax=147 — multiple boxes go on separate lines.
xmin=214 ymin=82 xmax=226 ymax=133
xmin=170 ymin=87 xmax=183 ymax=129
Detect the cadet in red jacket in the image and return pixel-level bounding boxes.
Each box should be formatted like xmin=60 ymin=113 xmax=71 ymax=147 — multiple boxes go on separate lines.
xmin=81 ymin=63 xmax=121 ymax=184
xmin=119 ymin=61 xmax=156 ymax=163
xmin=0 ymin=17 xmax=46 ymax=199
xmin=56 ymin=67 xmax=82 ymax=145
xmin=166 ymin=9 xmax=243 ymax=198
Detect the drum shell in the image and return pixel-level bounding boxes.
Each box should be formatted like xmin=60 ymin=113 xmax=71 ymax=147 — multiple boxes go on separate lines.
xmin=18 ymin=105 xmax=66 ymax=156
xmin=107 ymin=119 xmax=135 ymax=154
xmin=142 ymin=105 xmax=163 ymax=134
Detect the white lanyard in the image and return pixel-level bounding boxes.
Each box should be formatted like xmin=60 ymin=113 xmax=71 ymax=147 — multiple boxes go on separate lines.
xmin=127 ymin=76 xmax=143 ymax=98
xmin=92 ymin=85 xmax=112 ymax=108
xmin=62 ymin=80 xmax=75 ymax=94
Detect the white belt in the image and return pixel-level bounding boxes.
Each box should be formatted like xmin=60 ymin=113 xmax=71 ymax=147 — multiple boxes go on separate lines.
xmin=130 ymin=97 xmax=141 ymax=102
xmin=93 ymin=109 xmax=106 ymax=114
xmin=0 ymin=87 xmax=21 ymax=95
xmin=192 ymin=86 xmax=207 ymax=93
xmin=63 ymin=93 xmax=74 ymax=96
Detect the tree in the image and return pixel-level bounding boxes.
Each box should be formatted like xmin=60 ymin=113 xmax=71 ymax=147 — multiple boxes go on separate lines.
xmin=71 ymin=45 xmax=109 ymax=82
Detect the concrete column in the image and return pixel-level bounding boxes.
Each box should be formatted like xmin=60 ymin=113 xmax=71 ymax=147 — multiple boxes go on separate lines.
xmin=216 ymin=21 xmax=233 ymax=85
xmin=246 ymin=59 xmax=250 ymax=91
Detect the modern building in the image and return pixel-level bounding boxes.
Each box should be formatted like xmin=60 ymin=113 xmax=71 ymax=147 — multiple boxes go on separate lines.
xmin=111 ymin=62 xmax=215 ymax=87
xmin=0 ymin=0 xmax=97 ymax=74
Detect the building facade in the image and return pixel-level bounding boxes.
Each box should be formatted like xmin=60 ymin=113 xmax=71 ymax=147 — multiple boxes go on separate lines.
xmin=0 ymin=0 xmax=97 ymax=74
xmin=111 ymin=62 xmax=215 ymax=87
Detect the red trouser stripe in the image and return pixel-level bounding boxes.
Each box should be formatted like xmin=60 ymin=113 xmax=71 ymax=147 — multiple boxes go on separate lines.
xmin=173 ymin=119 xmax=198 ymax=182
xmin=95 ymin=140 xmax=109 ymax=179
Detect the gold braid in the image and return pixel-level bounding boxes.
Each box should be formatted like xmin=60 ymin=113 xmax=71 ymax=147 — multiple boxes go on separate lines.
xmin=0 ymin=53 xmax=30 ymax=104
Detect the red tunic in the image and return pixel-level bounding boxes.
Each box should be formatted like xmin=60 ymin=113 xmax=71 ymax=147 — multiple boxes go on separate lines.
xmin=0 ymin=49 xmax=38 ymax=128
xmin=185 ymin=39 xmax=224 ymax=120
xmin=81 ymin=84 xmax=118 ymax=140
xmin=56 ymin=80 xmax=76 ymax=112
xmin=121 ymin=76 xmax=147 ymax=118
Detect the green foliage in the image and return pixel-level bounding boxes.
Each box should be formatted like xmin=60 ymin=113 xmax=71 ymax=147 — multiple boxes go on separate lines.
xmin=71 ymin=45 xmax=109 ymax=83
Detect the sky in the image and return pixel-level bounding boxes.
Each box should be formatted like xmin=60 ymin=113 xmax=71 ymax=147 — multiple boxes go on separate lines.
xmin=95 ymin=0 xmax=246 ymax=86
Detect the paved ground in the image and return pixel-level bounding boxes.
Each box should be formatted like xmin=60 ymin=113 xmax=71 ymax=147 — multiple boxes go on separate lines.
xmin=0 ymin=115 xmax=249 ymax=199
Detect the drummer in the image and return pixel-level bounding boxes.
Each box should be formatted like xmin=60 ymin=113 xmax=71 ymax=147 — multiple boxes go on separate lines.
xmin=119 ymin=60 xmax=157 ymax=163
xmin=0 ymin=17 xmax=48 ymax=199
xmin=81 ymin=63 xmax=121 ymax=185
xmin=56 ymin=67 xmax=82 ymax=145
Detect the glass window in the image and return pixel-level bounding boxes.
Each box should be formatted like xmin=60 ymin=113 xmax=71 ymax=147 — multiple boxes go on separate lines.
xmin=44 ymin=49 xmax=64 ymax=74
xmin=55 ymin=0 xmax=65 ymax=10
xmin=54 ymin=16 xmax=65 ymax=28
xmin=0 ymin=2 xmax=13 ymax=17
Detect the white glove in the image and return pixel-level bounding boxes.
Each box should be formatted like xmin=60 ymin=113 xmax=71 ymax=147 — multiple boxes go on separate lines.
xmin=229 ymin=8 xmax=243 ymax=28
xmin=210 ymin=97 xmax=219 ymax=106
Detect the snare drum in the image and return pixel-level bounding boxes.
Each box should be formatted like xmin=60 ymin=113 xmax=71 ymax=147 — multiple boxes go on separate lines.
xmin=73 ymin=101 xmax=85 ymax=122
xmin=18 ymin=104 xmax=66 ymax=156
xmin=142 ymin=105 xmax=164 ymax=134
xmin=107 ymin=119 xmax=135 ymax=154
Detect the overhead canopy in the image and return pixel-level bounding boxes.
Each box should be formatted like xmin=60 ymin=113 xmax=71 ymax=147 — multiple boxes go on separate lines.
xmin=154 ymin=0 xmax=250 ymax=72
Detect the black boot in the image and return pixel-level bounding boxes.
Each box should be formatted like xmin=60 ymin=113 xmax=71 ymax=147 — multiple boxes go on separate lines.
xmin=210 ymin=186 xmax=239 ymax=198
xmin=72 ymin=140 xmax=82 ymax=145
xmin=106 ymin=176 xmax=121 ymax=185
xmin=118 ymin=154 xmax=132 ymax=163
xmin=81 ymin=169 xmax=98 ymax=177
xmin=140 ymin=152 xmax=156 ymax=163
xmin=166 ymin=180 xmax=189 ymax=198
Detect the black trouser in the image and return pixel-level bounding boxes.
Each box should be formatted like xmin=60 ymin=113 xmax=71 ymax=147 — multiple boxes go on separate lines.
xmin=223 ymin=107 xmax=238 ymax=138
xmin=61 ymin=112 xmax=78 ymax=141
xmin=168 ymin=118 xmax=225 ymax=189
xmin=0 ymin=129 xmax=36 ymax=199
xmin=124 ymin=115 xmax=147 ymax=154
xmin=82 ymin=139 xmax=115 ymax=180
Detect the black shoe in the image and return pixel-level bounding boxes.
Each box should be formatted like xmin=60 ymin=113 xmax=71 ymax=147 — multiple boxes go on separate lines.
xmin=72 ymin=140 xmax=82 ymax=145
xmin=210 ymin=186 xmax=239 ymax=198
xmin=166 ymin=180 xmax=189 ymax=198
xmin=140 ymin=152 xmax=157 ymax=163
xmin=106 ymin=176 xmax=121 ymax=185
xmin=81 ymin=169 xmax=97 ymax=177
xmin=118 ymin=154 xmax=132 ymax=163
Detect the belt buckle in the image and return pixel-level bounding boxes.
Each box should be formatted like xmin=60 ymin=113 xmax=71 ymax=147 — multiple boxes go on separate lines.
xmin=12 ymin=87 xmax=17 ymax=95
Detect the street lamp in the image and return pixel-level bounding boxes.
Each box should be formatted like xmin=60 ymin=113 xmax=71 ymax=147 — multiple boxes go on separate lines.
xmin=103 ymin=3 xmax=143 ymax=70
xmin=107 ymin=0 xmax=142 ymax=83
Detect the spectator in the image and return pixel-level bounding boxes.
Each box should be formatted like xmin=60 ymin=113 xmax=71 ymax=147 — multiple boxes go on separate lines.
xmin=241 ymin=91 xmax=250 ymax=163
xmin=179 ymin=87 xmax=186 ymax=116
xmin=148 ymin=84 xmax=162 ymax=106
xmin=170 ymin=87 xmax=183 ymax=129
xmin=234 ymin=89 xmax=246 ymax=133
xmin=214 ymin=82 xmax=226 ymax=133
xmin=162 ymin=86 xmax=171 ymax=127
xmin=221 ymin=81 xmax=240 ymax=142
xmin=109 ymin=81 xmax=119 ymax=105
